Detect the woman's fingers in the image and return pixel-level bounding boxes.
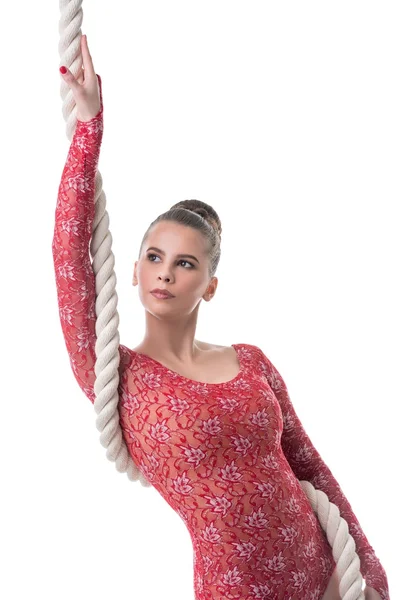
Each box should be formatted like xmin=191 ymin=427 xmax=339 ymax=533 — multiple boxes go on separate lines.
xmin=81 ymin=35 xmax=96 ymax=79
xmin=59 ymin=34 xmax=102 ymax=121
xmin=59 ymin=35 xmax=94 ymax=87
xmin=60 ymin=66 xmax=79 ymax=92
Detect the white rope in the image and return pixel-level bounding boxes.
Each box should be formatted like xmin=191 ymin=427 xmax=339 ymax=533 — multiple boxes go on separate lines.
xmin=58 ymin=0 xmax=150 ymax=487
xmin=57 ymin=0 xmax=365 ymax=596
xmin=300 ymin=481 xmax=365 ymax=599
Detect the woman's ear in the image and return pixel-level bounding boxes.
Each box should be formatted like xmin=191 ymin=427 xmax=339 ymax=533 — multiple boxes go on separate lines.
xmin=203 ymin=277 xmax=218 ymax=301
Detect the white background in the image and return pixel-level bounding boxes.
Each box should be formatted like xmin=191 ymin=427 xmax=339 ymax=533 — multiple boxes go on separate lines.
xmin=1 ymin=1 xmax=398 ymax=598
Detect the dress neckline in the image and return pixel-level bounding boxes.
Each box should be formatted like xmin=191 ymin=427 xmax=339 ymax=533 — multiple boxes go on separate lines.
xmin=130 ymin=343 xmax=243 ymax=386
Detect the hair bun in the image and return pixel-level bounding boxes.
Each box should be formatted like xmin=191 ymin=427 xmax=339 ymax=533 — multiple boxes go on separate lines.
xmin=171 ymin=199 xmax=222 ymax=238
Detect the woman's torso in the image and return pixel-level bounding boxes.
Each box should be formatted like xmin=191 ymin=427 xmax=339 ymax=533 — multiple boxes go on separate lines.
xmin=117 ymin=342 xmax=336 ymax=599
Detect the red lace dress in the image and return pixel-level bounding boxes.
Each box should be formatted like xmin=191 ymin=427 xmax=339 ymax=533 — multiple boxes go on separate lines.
xmin=52 ymin=78 xmax=389 ymax=600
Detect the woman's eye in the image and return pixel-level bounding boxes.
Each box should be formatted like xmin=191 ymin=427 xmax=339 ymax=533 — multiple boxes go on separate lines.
xmin=147 ymin=254 xmax=194 ymax=268
xmin=178 ymin=259 xmax=194 ymax=268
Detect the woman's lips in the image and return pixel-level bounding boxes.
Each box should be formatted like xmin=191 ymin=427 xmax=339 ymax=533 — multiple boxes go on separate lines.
xmin=150 ymin=291 xmax=175 ymax=300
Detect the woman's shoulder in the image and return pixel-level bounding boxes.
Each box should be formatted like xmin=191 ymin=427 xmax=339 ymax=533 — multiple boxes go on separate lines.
xmin=205 ymin=341 xmax=266 ymax=366
xmin=203 ymin=340 xmax=258 ymax=351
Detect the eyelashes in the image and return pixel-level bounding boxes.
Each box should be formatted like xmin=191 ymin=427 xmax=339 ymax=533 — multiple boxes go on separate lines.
xmin=146 ymin=253 xmax=195 ymax=269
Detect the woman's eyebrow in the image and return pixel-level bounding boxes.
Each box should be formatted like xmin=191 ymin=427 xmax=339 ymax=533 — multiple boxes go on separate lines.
xmin=146 ymin=246 xmax=200 ymax=264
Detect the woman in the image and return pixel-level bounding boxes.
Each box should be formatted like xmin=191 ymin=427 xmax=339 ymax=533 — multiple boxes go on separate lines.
xmin=53 ymin=34 xmax=388 ymax=600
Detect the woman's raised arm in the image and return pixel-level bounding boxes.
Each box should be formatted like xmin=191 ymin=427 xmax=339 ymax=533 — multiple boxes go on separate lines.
xmin=52 ymin=36 xmax=130 ymax=403
xmin=52 ymin=77 xmax=104 ymax=403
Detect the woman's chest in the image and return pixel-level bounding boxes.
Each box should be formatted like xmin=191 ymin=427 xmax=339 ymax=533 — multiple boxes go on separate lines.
xmin=117 ymin=364 xmax=284 ymax=474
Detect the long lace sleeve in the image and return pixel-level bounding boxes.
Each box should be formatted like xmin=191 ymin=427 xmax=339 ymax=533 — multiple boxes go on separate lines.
xmin=52 ymin=76 xmax=131 ymax=404
xmin=255 ymin=346 xmax=390 ymax=599
xmin=51 ymin=90 xmax=103 ymax=404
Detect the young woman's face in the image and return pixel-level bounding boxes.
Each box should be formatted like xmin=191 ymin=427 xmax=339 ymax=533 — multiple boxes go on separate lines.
xmin=132 ymin=221 xmax=218 ymax=318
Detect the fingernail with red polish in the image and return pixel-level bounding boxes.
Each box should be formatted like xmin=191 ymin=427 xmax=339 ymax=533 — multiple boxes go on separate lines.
xmin=60 ymin=66 xmax=67 ymax=74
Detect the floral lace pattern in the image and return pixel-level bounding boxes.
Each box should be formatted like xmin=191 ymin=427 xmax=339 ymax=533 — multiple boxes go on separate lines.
xmin=52 ymin=80 xmax=389 ymax=600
